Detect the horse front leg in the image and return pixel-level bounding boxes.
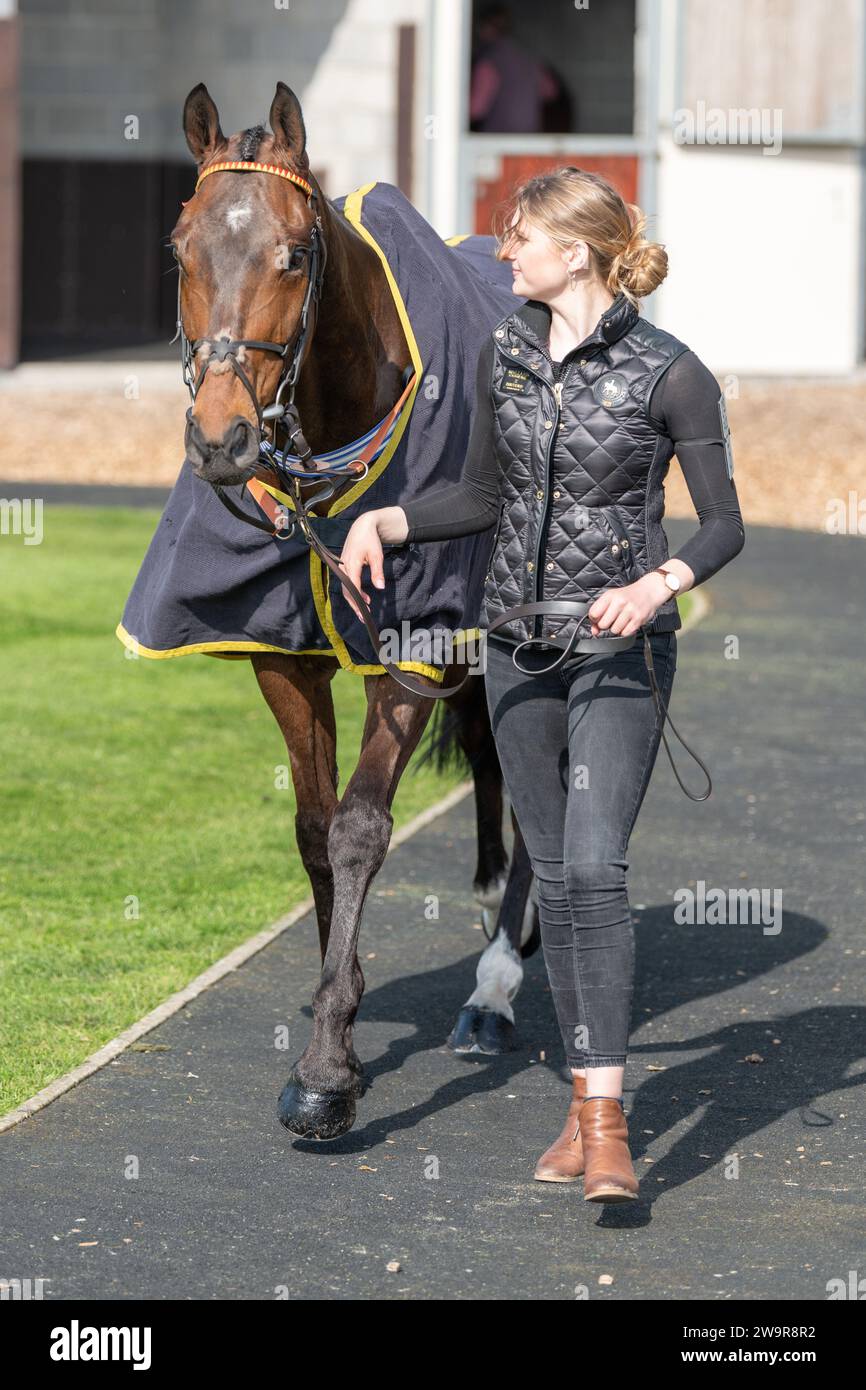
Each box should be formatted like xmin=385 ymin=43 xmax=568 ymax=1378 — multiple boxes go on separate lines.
xmin=278 ymin=672 xmax=436 ymax=1140
xmin=251 ymin=653 xmax=340 ymax=961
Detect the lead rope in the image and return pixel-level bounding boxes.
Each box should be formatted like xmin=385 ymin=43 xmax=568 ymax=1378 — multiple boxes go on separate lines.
xmin=284 ymin=474 xmax=474 ymax=700
xmin=641 ymin=628 xmax=712 ymax=801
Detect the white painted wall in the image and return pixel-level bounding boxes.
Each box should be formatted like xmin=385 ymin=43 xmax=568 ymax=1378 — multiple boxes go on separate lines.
xmin=650 ymin=0 xmax=865 ymax=373
xmin=300 ymin=0 xmax=427 ymax=198
xmin=653 ymin=140 xmax=863 ymax=375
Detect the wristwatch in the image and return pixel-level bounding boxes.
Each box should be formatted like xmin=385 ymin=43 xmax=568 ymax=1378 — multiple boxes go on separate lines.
xmin=652 ymin=566 xmax=681 ymax=595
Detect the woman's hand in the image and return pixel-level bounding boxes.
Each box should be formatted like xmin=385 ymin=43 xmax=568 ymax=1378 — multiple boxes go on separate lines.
xmin=339 ymin=514 xmax=386 ymax=621
xmin=587 ymin=573 xmax=672 ymax=638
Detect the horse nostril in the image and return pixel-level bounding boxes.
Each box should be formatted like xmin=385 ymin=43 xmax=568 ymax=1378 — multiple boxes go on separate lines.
xmin=184 ymin=413 xmax=208 ymax=467
xmin=227 ymin=416 xmax=258 ymax=465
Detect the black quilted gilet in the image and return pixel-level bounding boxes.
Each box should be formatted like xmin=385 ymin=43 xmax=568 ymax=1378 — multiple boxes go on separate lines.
xmin=481 ymin=292 xmax=689 ymax=644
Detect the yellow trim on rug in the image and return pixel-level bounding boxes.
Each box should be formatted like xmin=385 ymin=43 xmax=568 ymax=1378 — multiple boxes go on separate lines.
xmin=115 ymin=621 xmax=446 ymax=683
xmin=306 ymin=553 xmax=445 ymax=683
xmin=115 ymin=622 xmax=331 ymax=661
xmin=332 ymin=181 xmax=424 ymax=514
xmin=444 ymin=233 xmax=471 ymax=245
xmin=247 ymin=181 xmax=423 ymax=524
xmin=304 ymin=179 xmax=433 ymax=678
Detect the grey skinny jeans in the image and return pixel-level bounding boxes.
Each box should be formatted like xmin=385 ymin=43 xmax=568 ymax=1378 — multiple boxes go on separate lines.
xmin=483 ymin=629 xmax=677 ymax=1069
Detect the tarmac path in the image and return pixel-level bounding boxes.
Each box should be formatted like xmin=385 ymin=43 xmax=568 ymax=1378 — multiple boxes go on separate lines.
xmin=1 ymin=517 xmax=863 ymax=1301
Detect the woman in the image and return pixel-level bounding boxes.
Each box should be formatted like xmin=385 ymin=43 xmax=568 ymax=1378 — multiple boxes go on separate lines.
xmin=338 ymin=167 xmax=745 ymax=1202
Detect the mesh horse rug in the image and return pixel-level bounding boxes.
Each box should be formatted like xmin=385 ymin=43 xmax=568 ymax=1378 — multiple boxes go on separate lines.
xmin=116 ymin=182 xmax=519 ymax=682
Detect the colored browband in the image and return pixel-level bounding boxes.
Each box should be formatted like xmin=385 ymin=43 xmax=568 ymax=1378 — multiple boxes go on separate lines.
xmin=194 ymin=160 xmax=314 ymax=199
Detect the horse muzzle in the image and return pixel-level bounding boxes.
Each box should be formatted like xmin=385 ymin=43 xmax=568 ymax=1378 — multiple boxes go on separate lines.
xmin=184 ymin=411 xmax=260 ymax=485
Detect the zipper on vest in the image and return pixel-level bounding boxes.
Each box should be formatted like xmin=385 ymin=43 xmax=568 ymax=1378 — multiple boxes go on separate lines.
xmin=492 ymin=337 xmax=574 ymax=637
xmin=530 ymin=374 xmax=567 ymax=636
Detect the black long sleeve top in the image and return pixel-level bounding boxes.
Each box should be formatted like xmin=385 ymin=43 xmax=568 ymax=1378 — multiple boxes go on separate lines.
xmin=401 ymin=338 xmax=745 ymax=587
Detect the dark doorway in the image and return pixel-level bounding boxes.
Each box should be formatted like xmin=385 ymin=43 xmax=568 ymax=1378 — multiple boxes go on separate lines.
xmin=469 ymin=0 xmax=636 ymax=136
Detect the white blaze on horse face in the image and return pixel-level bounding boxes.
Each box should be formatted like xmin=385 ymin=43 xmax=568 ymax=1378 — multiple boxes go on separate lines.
xmin=226 ymin=202 xmax=253 ymax=233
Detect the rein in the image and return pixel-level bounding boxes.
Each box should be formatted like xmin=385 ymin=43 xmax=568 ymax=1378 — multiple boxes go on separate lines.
xmin=174 ymin=159 xmax=473 ymax=700
xmin=487 ymin=600 xmax=713 ymax=802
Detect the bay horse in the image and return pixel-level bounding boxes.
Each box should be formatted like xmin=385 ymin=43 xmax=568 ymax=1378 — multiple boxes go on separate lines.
xmin=174 ymin=82 xmax=539 ymax=1139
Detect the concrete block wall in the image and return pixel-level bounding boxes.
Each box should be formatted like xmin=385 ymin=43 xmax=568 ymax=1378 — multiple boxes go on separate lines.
xmin=19 ymin=0 xmax=427 ymax=199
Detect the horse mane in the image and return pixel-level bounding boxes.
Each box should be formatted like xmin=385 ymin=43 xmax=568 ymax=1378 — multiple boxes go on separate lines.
xmin=237 ymin=124 xmax=267 ymax=162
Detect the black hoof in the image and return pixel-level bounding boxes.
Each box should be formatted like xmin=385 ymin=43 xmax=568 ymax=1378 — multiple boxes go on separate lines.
xmin=449 ymin=1004 xmax=481 ymax=1052
xmin=277 ymin=1077 xmax=357 ymax=1140
xmin=449 ymin=1005 xmax=515 ymax=1055
xmin=474 ymin=1007 xmax=515 ymax=1053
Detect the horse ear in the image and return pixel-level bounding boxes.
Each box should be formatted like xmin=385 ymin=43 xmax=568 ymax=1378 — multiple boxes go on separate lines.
xmin=269 ymin=82 xmax=307 ymax=164
xmin=183 ymin=83 xmax=226 ymax=164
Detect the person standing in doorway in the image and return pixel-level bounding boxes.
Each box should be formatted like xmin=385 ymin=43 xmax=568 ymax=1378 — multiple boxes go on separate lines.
xmin=470 ymin=2 xmax=563 ymax=133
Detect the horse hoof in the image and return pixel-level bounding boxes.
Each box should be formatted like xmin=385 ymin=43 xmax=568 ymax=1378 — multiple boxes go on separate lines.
xmin=277 ymin=1077 xmax=356 ymax=1140
xmin=449 ymin=1005 xmax=482 ymax=1052
xmin=449 ymin=1006 xmax=515 ymax=1055
xmin=474 ymin=1007 xmax=515 ymax=1054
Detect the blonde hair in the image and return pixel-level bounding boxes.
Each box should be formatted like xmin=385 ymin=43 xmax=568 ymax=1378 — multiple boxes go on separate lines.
xmin=492 ymin=165 xmax=668 ymax=307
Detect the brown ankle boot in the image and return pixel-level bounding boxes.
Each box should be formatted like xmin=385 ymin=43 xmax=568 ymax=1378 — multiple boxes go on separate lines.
xmin=533 ymin=1073 xmax=587 ymax=1182
xmin=579 ymin=1096 xmax=639 ymax=1202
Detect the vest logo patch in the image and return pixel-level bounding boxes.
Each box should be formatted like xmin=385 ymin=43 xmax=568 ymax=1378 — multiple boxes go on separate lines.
xmin=593 ymin=372 xmax=630 ymax=409
xmin=502 ymin=367 xmax=531 ymax=392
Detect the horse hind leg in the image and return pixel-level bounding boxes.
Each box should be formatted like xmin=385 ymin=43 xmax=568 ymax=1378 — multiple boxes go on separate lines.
xmin=431 ymin=678 xmax=537 ymax=1055
xmin=423 ymin=678 xmax=509 ymax=907
xmin=450 ymin=819 xmax=538 ymax=1055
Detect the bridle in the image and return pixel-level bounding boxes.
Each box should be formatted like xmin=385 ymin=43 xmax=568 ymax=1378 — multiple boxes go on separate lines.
xmin=174 ymin=160 xmax=330 ymax=519
xmin=173 ymin=158 xmax=473 ymax=700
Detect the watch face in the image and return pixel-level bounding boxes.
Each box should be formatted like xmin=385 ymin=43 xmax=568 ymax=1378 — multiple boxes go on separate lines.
xmin=662 ymin=571 xmax=680 ymax=592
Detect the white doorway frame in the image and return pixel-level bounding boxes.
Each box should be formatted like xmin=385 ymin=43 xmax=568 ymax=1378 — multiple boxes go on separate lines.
xmin=422 ymin=0 xmax=663 ymax=240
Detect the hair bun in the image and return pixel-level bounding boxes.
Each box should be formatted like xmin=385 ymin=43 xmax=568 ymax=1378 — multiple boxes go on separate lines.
xmin=608 ymin=204 xmax=668 ymax=300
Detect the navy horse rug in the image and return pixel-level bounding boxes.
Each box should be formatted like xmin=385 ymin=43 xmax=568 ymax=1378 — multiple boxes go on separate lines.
xmin=116 ymin=182 xmax=519 ymax=683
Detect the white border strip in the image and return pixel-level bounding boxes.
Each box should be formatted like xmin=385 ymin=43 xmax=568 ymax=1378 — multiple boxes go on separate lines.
xmin=0 ymin=591 xmax=711 ymax=1136
xmin=0 ymin=779 xmax=473 ymax=1134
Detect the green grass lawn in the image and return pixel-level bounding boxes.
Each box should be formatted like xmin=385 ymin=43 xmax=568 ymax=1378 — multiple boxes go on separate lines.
xmin=0 ymin=506 xmax=464 ymax=1113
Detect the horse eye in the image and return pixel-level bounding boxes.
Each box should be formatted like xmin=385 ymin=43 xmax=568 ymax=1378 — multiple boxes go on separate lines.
xmin=287 ymin=245 xmax=307 ymax=272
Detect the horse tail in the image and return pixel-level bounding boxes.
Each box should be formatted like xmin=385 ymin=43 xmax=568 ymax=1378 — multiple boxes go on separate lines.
xmin=414 ymin=679 xmax=495 ymax=775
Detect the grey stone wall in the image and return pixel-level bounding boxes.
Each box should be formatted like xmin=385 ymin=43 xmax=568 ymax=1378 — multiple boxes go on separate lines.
xmin=19 ymin=0 xmax=426 ymax=195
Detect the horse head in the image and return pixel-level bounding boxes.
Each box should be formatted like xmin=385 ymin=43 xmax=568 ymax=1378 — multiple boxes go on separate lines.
xmin=173 ymin=82 xmax=324 ymax=486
